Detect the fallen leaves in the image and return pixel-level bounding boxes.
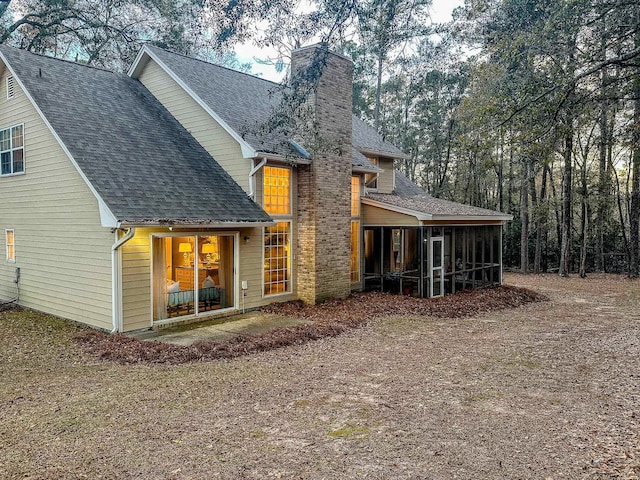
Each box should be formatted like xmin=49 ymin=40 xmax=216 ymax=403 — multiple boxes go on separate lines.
xmin=75 ymin=286 xmax=547 ymax=365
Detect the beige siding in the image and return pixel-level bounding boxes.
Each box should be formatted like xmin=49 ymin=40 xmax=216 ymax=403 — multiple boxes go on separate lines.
xmin=362 ymin=204 xmax=419 ymax=226
xmin=376 ymin=157 xmax=395 ymax=194
xmin=137 ymin=60 xmax=251 ymax=192
xmin=121 ymin=225 xmax=297 ymax=332
xmin=0 ymin=65 xmax=113 ymax=329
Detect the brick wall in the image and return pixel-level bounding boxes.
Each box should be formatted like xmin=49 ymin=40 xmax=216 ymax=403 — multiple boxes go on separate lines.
xmin=291 ymin=44 xmax=353 ymax=304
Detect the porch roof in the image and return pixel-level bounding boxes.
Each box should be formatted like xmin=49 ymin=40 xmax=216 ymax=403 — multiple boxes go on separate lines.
xmin=363 ymin=194 xmax=512 ymax=222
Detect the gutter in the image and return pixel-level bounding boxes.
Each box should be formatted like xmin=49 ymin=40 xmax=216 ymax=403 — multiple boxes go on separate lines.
xmin=248 ymin=157 xmax=268 ymax=200
xmin=111 ymin=228 xmax=135 ymax=333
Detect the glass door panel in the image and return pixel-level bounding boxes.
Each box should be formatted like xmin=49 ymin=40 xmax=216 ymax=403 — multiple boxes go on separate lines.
xmin=430 ymin=236 xmax=444 ymax=297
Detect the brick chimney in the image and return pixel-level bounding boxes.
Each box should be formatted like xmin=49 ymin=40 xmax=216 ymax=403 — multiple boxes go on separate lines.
xmin=290 ymin=44 xmax=353 ymax=304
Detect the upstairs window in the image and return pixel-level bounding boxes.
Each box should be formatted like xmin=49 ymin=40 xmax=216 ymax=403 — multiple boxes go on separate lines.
xmin=1 ymin=125 xmax=24 ymax=175
xmin=6 ymin=76 xmax=14 ymax=100
xmin=263 ymin=166 xmax=291 ymax=215
xmin=6 ymin=229 xmax=15 ymax=262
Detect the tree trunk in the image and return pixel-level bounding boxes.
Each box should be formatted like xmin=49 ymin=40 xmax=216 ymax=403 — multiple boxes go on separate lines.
xmin=374 ymin=53 xmax=383 ymax=130
xmin=520 ymin=157 xmax=529 ymax=273
xmin=559 ymin=128 xmax=573 ymax=276
xmin=534 ymin=163 xmax=548 ymax=273
xmin=579 ymin=159 xmax=589 ymax=278
xmin=559 ymin=35 xmax=577 ymax=277
xmin=596 ymin=15 xmax=609 ymax=272
xmin=629 ymin=7 xmax=640 ymax=277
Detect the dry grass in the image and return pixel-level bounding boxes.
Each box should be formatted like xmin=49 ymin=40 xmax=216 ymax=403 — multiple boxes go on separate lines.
xmin=1 ymin=273 xmax=639 ymax=479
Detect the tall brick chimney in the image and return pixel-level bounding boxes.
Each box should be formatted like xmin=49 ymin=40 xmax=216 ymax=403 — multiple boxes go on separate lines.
xmin=290 ymin=44 xmax=353 ymax=304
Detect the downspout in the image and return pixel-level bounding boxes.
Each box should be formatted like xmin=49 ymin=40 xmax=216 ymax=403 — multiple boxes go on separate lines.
xmin=248 ymin=157 xmax=268 ymax=200
xmin=111 ymin=227 xmax=135 ymax=333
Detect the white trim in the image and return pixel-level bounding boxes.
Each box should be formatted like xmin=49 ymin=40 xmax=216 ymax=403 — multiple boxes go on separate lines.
xmin=130 ymin=47 xmax=257 ymax=159
xmin=148 ymin=231 xmax=239 ymax=326
xmin=0 ymin=52 xmax=119 ymax=228
xmin=362 ymin=198 xmax=513 ymax=223
xmin=425 ymin=215 xmax=514 ymax=222
xmin=430 ymin=236 xmax=444 ymax=298
xmin=357 ymin=147 xmax=411 ymax=160
xmin=262 ymin=219 xmax=293 ymax=298
xmin=0 ymin=123 xmax=25 ymax=176
xmin=119 ymin=220 xmax=275 ymax=228
xmin=5 ymin=228 xmax=15 ymax=263
xmin=257 ymin=152 xmax=312 ymax=165
xmin=111 ymin=228 xmax=135 ymax=333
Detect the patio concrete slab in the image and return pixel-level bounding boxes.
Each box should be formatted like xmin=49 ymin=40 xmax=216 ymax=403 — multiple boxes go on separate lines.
xmin=128 ymin=312 xmax=309 ymax=346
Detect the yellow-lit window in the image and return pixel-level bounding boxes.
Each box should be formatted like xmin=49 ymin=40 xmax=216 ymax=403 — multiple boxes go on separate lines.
xmin=351 ymin=176 xmax=360 ymax=217
xmin=264 ymin=221 xmax=291 ymax=295
xmin=350 ymin=221 xmax=359 ymax=282
xmin=5 ymin=229 xmax=15 ymax=262
xmin=263 ymin=166 xmax=291 ymax=215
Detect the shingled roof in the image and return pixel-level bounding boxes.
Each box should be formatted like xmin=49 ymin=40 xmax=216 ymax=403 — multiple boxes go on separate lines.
xmin=137 ymin=46 xmax=402 ymax=169
xmin=366 ymin=170 xmax=511 ymax=219
xmin=0 ymin=45 xmax=271 ymax=226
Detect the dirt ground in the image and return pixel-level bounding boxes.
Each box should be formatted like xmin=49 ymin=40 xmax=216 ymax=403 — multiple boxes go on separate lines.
xmin=1 ymin=273 xmax=639 ymax=479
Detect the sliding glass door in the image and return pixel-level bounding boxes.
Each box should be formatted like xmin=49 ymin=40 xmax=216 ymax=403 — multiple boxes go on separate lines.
xmin=152 ymin=233 xmax=235 ymax=322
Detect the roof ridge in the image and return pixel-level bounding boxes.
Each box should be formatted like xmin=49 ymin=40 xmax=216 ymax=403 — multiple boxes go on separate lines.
xmin=146 ymin=44 xmax=284 ymax=87
xmin=0 ymin=45 xmax=120 ymax=75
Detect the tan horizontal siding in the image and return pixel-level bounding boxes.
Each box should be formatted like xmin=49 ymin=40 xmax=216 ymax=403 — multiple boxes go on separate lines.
xmin=362 ymin=204 xmax=419 ymax=226
xmin=376 ymin=157 xmax=395 ymax=194
xmin=137 ymin=60 xmax=251 ymax=192
xmin=120 ymin=225 xmax=297 ymax=331
xmin=0 ymin=66 xmax=113 ymax=330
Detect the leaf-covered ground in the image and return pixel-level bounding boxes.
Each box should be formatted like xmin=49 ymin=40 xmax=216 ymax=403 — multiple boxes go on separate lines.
xmin=75 ymin=285 xmax=546 ymax=365
xmin=1 ymin=273 xmax=639 ymax=479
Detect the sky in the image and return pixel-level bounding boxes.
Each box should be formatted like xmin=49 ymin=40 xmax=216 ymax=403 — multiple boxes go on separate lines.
xmin=234 ymin=0 xmax=465 ymax=82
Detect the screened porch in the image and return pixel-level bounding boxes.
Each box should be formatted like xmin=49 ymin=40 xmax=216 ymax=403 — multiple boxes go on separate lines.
xmin=363 ymin=225 xmax=503 ymax=298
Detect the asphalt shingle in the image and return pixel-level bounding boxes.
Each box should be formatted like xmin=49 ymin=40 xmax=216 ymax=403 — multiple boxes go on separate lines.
xmin=0 ymin=46 xmax=271 ymax=225
xmin=145 ymin=46 xmax=407 ymax=166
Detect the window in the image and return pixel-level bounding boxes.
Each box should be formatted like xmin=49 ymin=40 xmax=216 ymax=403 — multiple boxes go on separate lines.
xmin=351 ymin=176 xmax=361 ymax=283
xmin=6 ymin=229 xmax=15 ymax=262
xmin=350 ymin=221 xmax=360 ymax=282
xmin=1 ymin=125 xmax=24 ymax=175
xmin=351 ymin=176 xmax=360 ymax=216
xmin=263 ymin=166 xmax=292 ymax=295
xmin=263 ymin=166 xmax=291 ymax=215
xmin=365 ymin=157 xmax=378 ymax=189
xmin=6 ymin=76 xmax=14 ymax=100
xmin=264 ymin=221 xmax=290 ymax=295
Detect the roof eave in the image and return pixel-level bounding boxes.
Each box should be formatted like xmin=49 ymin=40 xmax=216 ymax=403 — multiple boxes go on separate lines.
xmin=0 ymin=50 xmax=119 ymax=229
xmin=357 ymin=147 xmax=411 ymax=160
xmin=118 ymin=219 xmax=276 ymax=228
xmin=362 ymin=198 xmax=513 ymax=223
xmin=429 ymin=214 xmax=514 ymax=222
xmin=131 ymin=46 xmax=258 ymax=159
xmin=362 ymin=197 xmax=432 ymax=221
xmin=352 ymin=165 xmax=384 ymax=174
xmin=255 ymin=151 xmax=312 ymax=165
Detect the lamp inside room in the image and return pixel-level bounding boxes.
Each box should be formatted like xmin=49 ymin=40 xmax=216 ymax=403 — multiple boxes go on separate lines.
xmin=202 ymin=243 xmax=216 ymax=266
xmin=178 ymin=242 xmax=192 ymax=266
